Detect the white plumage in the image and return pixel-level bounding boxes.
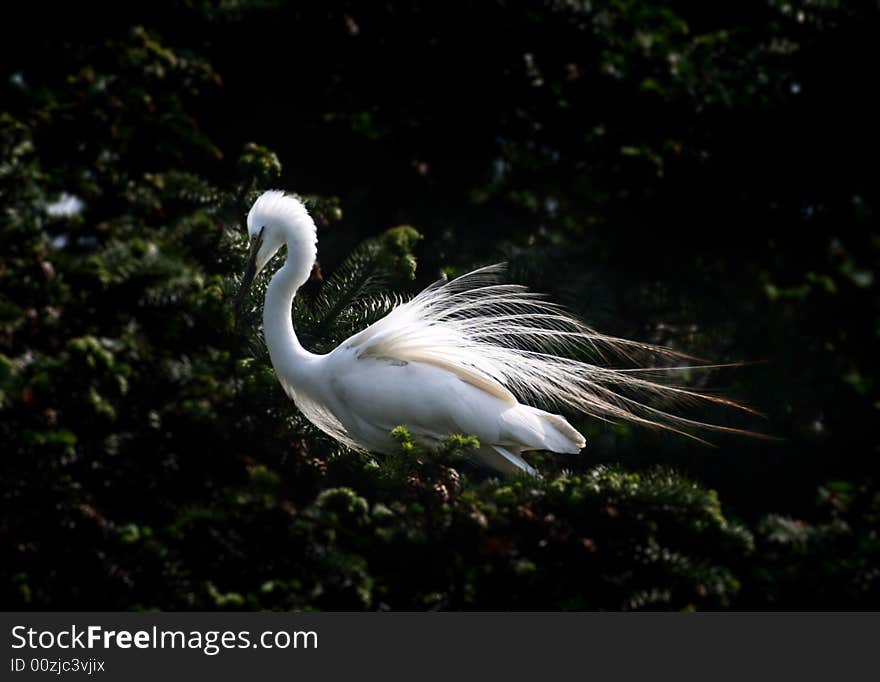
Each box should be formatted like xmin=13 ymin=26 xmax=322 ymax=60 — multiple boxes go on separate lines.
xmin=236 ymin=190 xmax=752 ymax=476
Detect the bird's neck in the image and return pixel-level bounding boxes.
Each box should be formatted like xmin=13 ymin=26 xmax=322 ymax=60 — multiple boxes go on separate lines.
xmin=264 ymin=261 xmax=317 ymax=384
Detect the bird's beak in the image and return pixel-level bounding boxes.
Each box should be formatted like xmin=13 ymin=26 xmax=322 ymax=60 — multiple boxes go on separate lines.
xmin=234 ymin=226 xmax=265 ymax=322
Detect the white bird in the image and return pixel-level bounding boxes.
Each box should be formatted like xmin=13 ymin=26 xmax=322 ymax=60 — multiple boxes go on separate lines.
xmin=235 ymin=190 xmax=754 ymax=476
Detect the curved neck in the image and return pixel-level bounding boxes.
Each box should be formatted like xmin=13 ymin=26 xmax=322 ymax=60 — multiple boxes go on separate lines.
xmin=264 ymin=261 xmax=317 ymax=383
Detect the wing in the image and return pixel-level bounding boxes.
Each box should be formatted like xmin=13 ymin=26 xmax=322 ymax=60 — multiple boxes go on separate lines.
xmin=321 ymin=350 xmax=509 ymax=451
xmin=320 ymin=348 xmax=584 ymax=461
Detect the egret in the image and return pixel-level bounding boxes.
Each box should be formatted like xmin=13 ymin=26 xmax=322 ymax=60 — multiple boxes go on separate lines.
xmin=235 ymin=191 xmax=754 ymax=476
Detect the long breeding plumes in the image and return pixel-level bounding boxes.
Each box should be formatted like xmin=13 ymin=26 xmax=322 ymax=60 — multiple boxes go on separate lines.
xmin=350 ymin=264 xmax=758 ymax=443
xmin=237 ymin=191 xmax=762 ymax=477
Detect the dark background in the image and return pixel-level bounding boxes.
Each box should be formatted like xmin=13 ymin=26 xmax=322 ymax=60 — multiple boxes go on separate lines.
xmin=1 ymin=1 xmax=877 ymax=609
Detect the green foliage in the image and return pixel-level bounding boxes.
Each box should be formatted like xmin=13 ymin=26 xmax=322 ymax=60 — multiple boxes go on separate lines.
xmin=237 ymin=142 xmax=282 ymax=189
xmin=746 ymin=480 xmax=880 ymax=607
xmin=372 ymin=426 xmax=477 ymax=483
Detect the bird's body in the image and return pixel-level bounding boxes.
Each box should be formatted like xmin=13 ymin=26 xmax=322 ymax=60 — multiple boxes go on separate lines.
xmin=286 ymin=348 xmax=580 ymax=476
xmin=237 ymin=191 xmax=752 ymax=475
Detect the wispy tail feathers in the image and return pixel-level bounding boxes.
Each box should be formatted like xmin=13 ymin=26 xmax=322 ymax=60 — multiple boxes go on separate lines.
xmin=359 ymin=264 xmax=760 ymax=444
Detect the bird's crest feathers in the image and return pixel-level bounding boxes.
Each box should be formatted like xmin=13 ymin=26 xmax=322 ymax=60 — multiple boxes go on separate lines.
xmin=247 ymin=190 xmax=316 ymax=242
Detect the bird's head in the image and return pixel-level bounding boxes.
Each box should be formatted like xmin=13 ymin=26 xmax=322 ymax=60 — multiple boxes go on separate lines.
xmin=235 ymin=190 xmax=318 ymax=320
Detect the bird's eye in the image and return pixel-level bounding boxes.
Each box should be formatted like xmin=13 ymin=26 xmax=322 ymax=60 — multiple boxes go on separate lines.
xmin=252 ymin=225 xmax=266 ymax=247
